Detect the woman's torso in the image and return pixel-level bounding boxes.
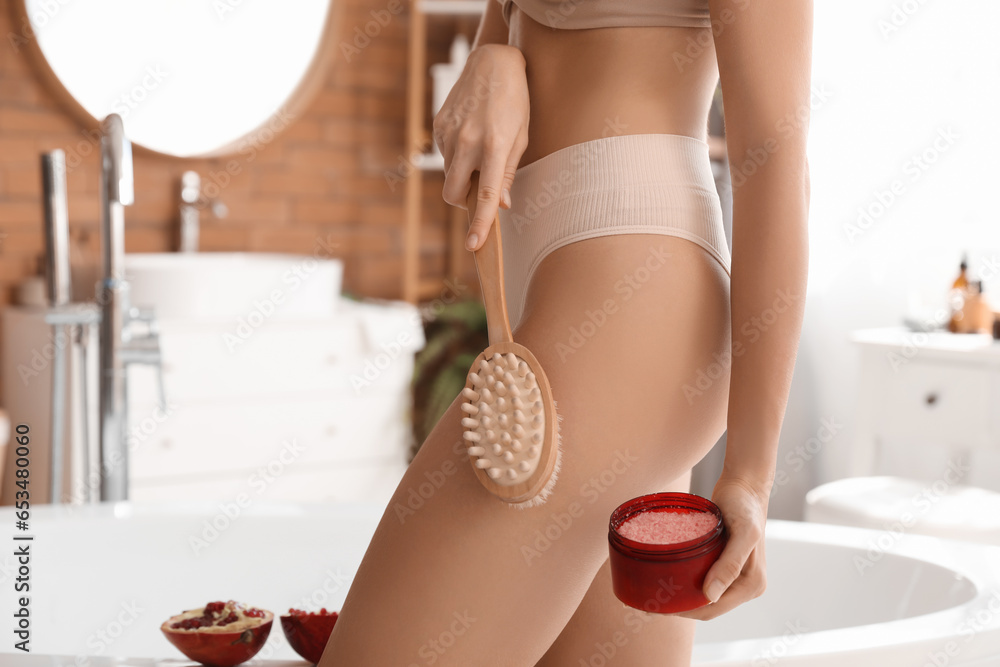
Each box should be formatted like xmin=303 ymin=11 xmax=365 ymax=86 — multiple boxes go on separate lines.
xmin=506 ymin=3 xmax=721 ymax=168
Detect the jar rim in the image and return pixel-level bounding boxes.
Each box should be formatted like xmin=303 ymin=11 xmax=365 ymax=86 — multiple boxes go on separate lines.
xmin=608 ymin=492 xmax=725 ymax=559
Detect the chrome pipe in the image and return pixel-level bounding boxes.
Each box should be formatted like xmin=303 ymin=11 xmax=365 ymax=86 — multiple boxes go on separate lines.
xmin=179 ymin=171 xmax=200 ymax=253
xmin=42 ymin=150 xmax=70 ymax=306
xmin=41 ymin=149 xmax=70 ymax=503
xmin=77 ymin=321 xmax=93 ymax=503
xmin=98 ymin=114 xmax=134 ymax=503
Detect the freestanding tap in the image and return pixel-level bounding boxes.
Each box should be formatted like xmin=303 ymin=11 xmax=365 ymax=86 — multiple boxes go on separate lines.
xmin=41 ymin=149 xmax=70 ymax=503
xmin=97 ymin=114 xmax=134 ymax=502
xmin=178 ymin=170 xmax=227 ymax=252
xmin=97 ymin=114 xmax=164 ymax=502
xmin=179 ymin=171 xmax=200 ymax=253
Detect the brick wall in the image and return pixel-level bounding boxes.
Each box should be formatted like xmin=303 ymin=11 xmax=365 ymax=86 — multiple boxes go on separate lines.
xmin=0 ymin=0 xmax=479 ymax=402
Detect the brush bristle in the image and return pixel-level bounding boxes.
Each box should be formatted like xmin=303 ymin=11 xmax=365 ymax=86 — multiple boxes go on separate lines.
xmin=509 ymin=401 xmax=562 ymax=510
xmin=462 ymin=352 xmax=550 ymax=488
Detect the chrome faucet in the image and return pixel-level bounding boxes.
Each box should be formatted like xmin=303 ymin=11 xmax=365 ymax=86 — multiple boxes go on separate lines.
xmin=42 ymin=151 xmax=101 ymax=505
xmin=179 ymin=171 xmax=200 ymax=253
xmin=178 ymin=170 xmax=227 ymax=252
xmin=97 ymin=114 xmax=165 ymax=502
xmin=41 ymin=149 xmax=71 ymax=504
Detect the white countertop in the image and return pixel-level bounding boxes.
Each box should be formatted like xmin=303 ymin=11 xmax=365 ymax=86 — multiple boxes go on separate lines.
xmin=851 ymin=327 xmax=1000 ymax=364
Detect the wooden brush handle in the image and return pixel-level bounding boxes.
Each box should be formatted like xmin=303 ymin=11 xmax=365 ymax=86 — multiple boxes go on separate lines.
xmin=466 ymin=171 xmax=514 ymax=345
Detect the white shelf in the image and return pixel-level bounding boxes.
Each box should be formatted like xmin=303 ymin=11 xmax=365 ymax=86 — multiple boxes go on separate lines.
xmin=851 ymin=326 xmax=1000 ymax=365
xmin=415 ymin=150 xmax=446 ymax=171
xmin=418 ymin=0 xmax=487 ymax=15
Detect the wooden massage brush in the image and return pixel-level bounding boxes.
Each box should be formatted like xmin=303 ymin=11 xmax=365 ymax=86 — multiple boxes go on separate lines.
xmin=460 ymin=171 xmax=561 ymax=508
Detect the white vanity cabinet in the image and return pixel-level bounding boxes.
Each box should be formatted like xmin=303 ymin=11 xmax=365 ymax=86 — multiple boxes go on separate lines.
xmin=851 ymin=328 xmax=1000 ymax=491
xmin=126 ymin=298 xmax=424 ymax=505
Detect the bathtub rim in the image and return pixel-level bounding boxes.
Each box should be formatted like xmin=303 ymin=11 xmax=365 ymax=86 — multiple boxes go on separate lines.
xmin=3 ymin=503 xmax=998 ymax=664
xmin=693 ymin=519 xmax=1000 ymax=665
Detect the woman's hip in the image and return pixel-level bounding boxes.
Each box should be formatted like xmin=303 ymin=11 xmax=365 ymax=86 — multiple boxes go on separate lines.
xmin=499 ymin=132 xmax=731 ymax=331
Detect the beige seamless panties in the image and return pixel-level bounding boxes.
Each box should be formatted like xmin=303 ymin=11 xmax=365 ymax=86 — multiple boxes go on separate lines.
xmin=498 ymin=133 xmax=732 ymax=330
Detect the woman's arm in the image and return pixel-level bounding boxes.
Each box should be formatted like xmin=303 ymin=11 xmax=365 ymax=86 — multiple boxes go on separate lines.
xmin=472 ymin=0 xmax=512 ymax=49
xmin=678 ymin=0 xmax=813 ymax=620
xmin=714 ymin=0 xmax=812 ymax=490
xmin=434 ymin=0 xmax=529 ymax=251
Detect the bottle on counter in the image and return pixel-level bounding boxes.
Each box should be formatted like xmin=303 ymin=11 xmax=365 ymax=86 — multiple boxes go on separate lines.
xmin=953 ymin=254 xmax=969 ymax=289
xmin=952 ymin=281 xmax=993 ymax=334
xmin=948 ymin=254 xmax=973 ymax=333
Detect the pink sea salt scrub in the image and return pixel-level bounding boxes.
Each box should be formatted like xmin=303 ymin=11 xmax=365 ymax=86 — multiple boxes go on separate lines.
xmin=618 ymin=510 xmax=719 ymax=545
xmin=608 ymin=493 xmax=728 ymax=614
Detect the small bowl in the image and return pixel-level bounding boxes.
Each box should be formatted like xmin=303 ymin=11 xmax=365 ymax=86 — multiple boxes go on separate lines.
xmin=608 ymin=492 xmax=727 ymax=614
xmin=161 ymin=606 xmax=273 ymax=666
xmin=280 ymin=609 xmax=339 ymax=664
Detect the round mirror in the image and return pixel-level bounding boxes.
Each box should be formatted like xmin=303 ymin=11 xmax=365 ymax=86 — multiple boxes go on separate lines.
xmin=20 ymin=0 xmax=335 ymax=157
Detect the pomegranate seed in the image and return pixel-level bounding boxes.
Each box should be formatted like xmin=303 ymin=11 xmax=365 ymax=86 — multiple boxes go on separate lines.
xmin=204 ymin=601 xmax=226 ymax=616
xmin=170 ymin=617 xmax=206 ymax=630
xmin=217 ymin=611 xmax=239 ymax=626
xmin=168 ymin=601 xmax=271 ymax=633
xmin=287 ymin=607 xmax=337 ymax=617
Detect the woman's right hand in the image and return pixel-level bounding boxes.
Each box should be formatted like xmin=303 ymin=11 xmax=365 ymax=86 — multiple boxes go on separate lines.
xmin=432 ymin=44 xmax=530 ymax=251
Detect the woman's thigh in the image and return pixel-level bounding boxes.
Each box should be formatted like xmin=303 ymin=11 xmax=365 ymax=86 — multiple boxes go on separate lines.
xmin=532 ymin=470 xmax=700 ymax=667
xmin=322 ymin=234 xmax=730 ymax=667
xmin=525 ymin=235 xmax=730 ymax=666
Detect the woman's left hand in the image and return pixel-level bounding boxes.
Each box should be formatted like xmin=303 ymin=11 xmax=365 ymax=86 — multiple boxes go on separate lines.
xmin=672 ymin=474 xmax=769 ymax=620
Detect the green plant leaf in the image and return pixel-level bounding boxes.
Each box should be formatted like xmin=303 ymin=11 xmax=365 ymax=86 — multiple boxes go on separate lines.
xmin=410 ymin=298 xmax=489 ymax=452
xmin=424 ymin=361 xmax=471 ymax=439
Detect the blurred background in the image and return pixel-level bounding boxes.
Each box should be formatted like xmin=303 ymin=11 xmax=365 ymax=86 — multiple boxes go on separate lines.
xmin=0 ymin=0 xmax=997 ymax=522
xmin=2 ymin=1 xmax=1000 ymax=664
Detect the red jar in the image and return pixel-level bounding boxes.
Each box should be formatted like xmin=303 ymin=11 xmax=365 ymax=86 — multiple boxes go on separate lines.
xmin=608 ymin=492 xmax=727 ymax=614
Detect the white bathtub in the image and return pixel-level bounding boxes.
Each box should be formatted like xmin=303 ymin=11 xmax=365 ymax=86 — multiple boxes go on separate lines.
xmin=0 ymin=503 xmax=998 ymax=666
xmin=692 ymin=520 xmax=1000 ymax=666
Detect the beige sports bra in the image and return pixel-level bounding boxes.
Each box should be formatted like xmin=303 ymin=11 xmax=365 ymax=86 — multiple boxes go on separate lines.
xmin=498 ymin=0 xmax=712 ymax=30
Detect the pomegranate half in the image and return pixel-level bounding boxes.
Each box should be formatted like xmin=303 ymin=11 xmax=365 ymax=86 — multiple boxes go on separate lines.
xmin=280 ymin=608 xmax=339 ymax=664
xmin=161 ymin=600 xmax=273 ymax=667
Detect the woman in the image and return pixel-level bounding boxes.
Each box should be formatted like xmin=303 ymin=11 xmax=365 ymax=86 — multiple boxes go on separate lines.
xmin=324 ymin=0 xmax=811 ymax=664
